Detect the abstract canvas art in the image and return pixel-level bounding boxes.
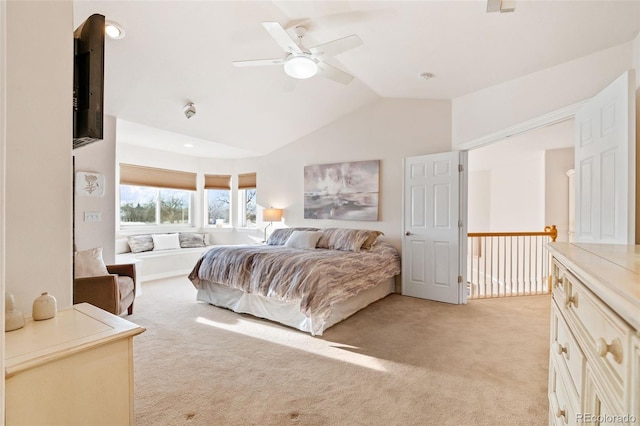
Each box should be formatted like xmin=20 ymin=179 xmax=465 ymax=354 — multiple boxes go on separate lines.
xmin=304 ymin=160 xmax=380 ymax=221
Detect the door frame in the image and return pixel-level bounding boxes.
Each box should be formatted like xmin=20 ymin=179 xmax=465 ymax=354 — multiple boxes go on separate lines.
xmin=456 ymin=101 xmax=587 ymax=152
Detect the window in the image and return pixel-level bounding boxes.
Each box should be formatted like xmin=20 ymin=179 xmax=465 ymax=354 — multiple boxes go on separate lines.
xmin=120 ymin=164 xmax=196 ymax=227
xmin=205 ymin=174 xmax=231 ymax=227
xmin=239 ymin=173 xmax=256 ymax=228
xmin=120 ymin=186 xmax=192 ymax=225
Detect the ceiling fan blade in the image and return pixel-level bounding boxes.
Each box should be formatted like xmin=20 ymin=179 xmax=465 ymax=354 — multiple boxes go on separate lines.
xmin=232 ymin=58 xmax=284 ymax=67
xmin=262 ymin=22 xmax=303 ymax=54
xmin=309 ymin=34 xmax=362 ymax=58
xmin=316 ymin=62 xmax=355 ymax=85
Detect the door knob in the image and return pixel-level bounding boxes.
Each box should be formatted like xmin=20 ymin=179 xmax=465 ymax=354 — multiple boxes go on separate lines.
xmin=405 ymin=231 xmax=411 ymax=236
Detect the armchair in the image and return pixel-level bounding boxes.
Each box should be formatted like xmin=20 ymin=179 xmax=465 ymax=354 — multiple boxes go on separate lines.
xmin=73 ymin=263 xmax=136 ymax=315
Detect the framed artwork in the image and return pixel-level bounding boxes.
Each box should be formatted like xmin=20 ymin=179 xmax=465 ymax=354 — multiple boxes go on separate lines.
xmin=304 ymin=160 xmax=380 ymax=221
xmin=75 ymin=171 xmax=105 ymax=197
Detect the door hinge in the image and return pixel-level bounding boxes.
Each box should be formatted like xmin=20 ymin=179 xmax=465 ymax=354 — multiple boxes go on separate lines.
xmin=458 ymin=219 xmax=463 ymax=228
xmin=458 ymin=164 xmax=464 ymax=172
xmin=458 ymin=275 xmax=463 ymax=284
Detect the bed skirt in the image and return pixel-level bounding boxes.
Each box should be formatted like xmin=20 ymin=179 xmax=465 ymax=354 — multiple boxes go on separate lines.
xmin=196 ymin=277 xmax=396 ymax=336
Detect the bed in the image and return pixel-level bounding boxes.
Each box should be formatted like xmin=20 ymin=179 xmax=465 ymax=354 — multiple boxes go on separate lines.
xmin=188 ymin=227 xmax=401 ymax=335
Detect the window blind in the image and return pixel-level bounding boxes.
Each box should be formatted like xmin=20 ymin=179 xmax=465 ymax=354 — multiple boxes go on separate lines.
xmin=238 ymin=172 xmax=256 ymax=189
xmin=119 ymin=164 xmax=197 ymax=191
xmin=204 ymin=174 xmax=231 ymax=190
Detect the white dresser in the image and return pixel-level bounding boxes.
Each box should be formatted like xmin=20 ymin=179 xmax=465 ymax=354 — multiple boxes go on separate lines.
xmin=547 ymin=243 xmax=640 ymax=426
xmin=5 ymin=303 xmax=145 ymax=425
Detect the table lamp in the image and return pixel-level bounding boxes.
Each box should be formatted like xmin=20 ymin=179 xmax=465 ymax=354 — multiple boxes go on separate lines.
xmin=263 ymin=208 xmax=283 ymax=242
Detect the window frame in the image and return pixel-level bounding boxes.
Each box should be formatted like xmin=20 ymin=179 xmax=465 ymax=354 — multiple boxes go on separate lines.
xmin=119 ymin=184 xmax=195 ymax=230
xmin=238 ymin=187 xmax=257 ymax=228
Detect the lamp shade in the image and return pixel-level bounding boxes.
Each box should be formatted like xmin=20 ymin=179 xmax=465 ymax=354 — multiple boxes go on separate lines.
xmin=263 ymin=208 xmax=283 ymax=222
xmin=284 ymin=56 xmax=318 ymax=79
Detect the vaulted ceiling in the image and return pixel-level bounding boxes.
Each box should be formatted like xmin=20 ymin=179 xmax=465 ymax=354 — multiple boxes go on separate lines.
xmin=72 ymin=1 xmax=640 ymax=158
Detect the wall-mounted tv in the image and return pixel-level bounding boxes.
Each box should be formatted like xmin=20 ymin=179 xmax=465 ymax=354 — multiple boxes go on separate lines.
xmin=73 ymin=14 xmax=105 ymax=149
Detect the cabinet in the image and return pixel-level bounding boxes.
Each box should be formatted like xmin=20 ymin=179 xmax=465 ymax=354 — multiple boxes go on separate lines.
xmin=547 ymin=243 xmax=639 ymax=426
xmin=5 ymin=303 xmax=145 ymax=425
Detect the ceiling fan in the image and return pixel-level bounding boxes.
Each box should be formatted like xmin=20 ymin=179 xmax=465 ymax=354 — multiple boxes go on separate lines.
xmin=232 ymin=22 xmax=362 ymax=85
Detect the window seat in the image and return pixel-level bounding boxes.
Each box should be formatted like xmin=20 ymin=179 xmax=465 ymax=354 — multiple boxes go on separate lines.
xmin=116 ymin=236 xmax=211 ymax=282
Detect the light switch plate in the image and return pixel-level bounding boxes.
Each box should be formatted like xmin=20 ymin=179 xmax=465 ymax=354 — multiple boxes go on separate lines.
xmin=84 ymin=211 xmax=101 ymax=222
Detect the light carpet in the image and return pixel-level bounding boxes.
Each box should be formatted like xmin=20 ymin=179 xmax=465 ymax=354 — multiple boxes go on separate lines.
xmin=128 ymin=276 xmax=550 ymax=426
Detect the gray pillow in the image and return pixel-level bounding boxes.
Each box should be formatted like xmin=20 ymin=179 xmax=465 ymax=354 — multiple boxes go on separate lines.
xmin=267 ymin=227 xmax=320 ymax=245
xmin=127 ymin=235 xmax=154 ymax=253
xmin=317 ymin=228 xmax=381 ymax=252
xmin=284 ymin=231 xmax=322 ymax=250
xmin=179 ymin=233 xmax=206 ymax=248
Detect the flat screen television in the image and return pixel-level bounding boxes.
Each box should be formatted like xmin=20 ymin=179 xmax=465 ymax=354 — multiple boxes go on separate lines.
xmin=73 ymin=14 xmax=105 ymax=149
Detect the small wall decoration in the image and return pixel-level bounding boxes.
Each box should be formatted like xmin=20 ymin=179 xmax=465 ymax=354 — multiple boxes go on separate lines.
xmin=75 ymin=171 xmax=105 ymax=197
xmin=304 ymin=160 xmax=380 ymax=221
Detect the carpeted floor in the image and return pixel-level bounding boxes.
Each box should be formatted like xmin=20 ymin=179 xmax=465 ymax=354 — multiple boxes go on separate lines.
xmin=128 ymin=276 xmax=550 ymax=426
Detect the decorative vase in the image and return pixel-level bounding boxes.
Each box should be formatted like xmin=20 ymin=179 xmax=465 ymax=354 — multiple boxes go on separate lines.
xmin=32 ymin=292 xmax=57 ymax=321
xmin=5 ymin=292 xmax=25 ymax=331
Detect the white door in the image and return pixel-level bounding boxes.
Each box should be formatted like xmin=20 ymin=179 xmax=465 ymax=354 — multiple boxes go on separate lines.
xmin=574 ymin=70 xmax=636 ymax=244
xmin=402 ymin=151 xmax=468 ymax=304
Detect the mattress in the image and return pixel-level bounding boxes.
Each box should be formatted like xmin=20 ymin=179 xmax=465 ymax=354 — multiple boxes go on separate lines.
xmin=196 ymin=276 xmax=396 ymax=335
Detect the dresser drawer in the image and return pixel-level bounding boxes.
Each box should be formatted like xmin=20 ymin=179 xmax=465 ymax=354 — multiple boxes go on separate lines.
xmin=551 ymin=301 xmax=584 ymax=398
xmin=551 ymin=259 xmax=570 ymax=307
xmin=549 ymin=356 xmax=579 ymax=426
xmin=563 ymin=273 xmax=632 ymax=402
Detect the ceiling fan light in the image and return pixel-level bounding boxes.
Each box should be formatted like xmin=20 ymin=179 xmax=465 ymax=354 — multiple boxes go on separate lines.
xmin=284 ymin=56 xmax=318 ymax=79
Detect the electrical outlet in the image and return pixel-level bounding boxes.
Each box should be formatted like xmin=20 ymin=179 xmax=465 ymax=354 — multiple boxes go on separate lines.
xmin=84 ymin=211 xmax=101 ymax=222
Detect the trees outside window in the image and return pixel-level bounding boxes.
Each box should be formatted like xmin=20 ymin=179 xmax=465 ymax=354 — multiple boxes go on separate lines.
xmin=243 ymin=188 xmax=257 ymax=227
xmin=120 ymin=185 xmax=192 ymax=226
xmin=207 ymin=189 xmax=231 ymax=226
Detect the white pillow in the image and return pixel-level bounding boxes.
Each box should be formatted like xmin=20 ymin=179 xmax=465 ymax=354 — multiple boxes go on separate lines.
xmin=74 ymin=247 xmax=109 ymax=278
xmin=152 ymin=233 xmax=181 ymax=251
xmin=284 ymin=230 xmax=322 ymax=250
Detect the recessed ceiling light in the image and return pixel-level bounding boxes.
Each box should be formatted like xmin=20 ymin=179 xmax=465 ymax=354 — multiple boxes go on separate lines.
xmin=184 ymin=144 xmax=194 ymax=148
xmin=105 ymin=21 xmax=125 ymax=39
xmin=420 ymin=72 xmax=434 ymax=80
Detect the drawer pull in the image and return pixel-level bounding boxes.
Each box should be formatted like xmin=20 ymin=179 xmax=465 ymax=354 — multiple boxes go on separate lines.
xmin=595 ymin=337 xmax=623 ymax=363
xmin=565 ymin=294 xmax=578 ymax=308
xmin=555 ymin=342 xmax=568 ymax=357
xmin=556 ymin=407 xmax=567 ymax=423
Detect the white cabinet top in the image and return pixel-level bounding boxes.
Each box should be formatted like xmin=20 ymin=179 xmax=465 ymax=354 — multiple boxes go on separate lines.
xmin=547 ymin=243 xmax=640 ymax=331
xmin=5 ymin=303 xmax=145 ymax=378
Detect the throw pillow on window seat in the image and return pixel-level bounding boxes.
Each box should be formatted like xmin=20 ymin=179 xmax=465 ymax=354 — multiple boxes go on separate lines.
xmin=151 ymin=233 xmax=181 ymax=251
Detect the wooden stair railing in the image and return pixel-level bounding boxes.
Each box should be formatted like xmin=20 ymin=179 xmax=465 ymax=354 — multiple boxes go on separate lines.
xmin=466 ymin=225 xmax=557 ymax=299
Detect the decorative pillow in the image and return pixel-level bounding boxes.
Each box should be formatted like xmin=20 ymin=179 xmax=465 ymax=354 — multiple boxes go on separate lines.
xmin=361 ymin=231 xmax=384 ymax=250
xmin=152 ymin=233 xmax=181 ymax=251
xmin=267 ymin=227 xmax=320 ymax=245
xmin=317 ymin=228 xmax=381 ymax=252
xmin=74 ymin=247 xmax=109 ymax=278
xmin=127 ymin=235 xmax=154 ymax=253
xmin=284 ymin=231 xmax=322 ymax=250
xmin=179 ymin=233 xmax=206 ymax=248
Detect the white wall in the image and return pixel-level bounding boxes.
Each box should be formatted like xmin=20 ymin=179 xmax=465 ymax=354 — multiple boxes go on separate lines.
xmin=467 ymin=170 xmax=490 ymax=232
xmin=235 ymin=98 xmax=452 ymax=250
xmin=74 ymin=115 xmax=117 ymax=263
xmin=6 ymin=0 xmax=73 ymax=316
xmin=452 ymin=41 xmax=635 ymax=148
xmin=490 ymin=152 xmax=545 ymax=232
xmin=545 ymin=148 xmax=575 ymax=242
xmin=1 ymin=0 xmax=6 ymax=415
xmin=635 ymin=31 xmax=640 ymax=244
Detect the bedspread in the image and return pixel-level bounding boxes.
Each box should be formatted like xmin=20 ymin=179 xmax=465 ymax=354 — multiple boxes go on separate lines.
xmin=188 ymin=241 xmax=401 ymax=329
